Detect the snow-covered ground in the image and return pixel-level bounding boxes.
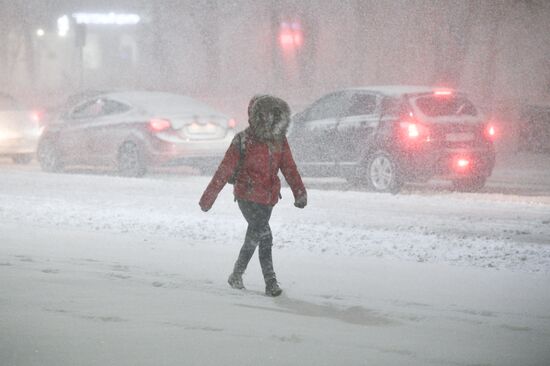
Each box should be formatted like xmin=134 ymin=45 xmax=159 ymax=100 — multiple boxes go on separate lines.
xmin=1 ymin=156 xmax=550 ymax=365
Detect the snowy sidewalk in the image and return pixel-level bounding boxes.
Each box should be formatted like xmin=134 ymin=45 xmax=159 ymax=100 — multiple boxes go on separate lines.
xmin=1 ymin=169 xmax=549 ymax=273
xmin=1 ymin=168 xmax=550 ymax=364
xmin=1 ymin=223 xmax=549 ymax=366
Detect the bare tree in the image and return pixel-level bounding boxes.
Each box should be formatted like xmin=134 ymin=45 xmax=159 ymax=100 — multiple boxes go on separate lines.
xmin=188 ymin=0 xmax=221 ymax=92
xmin=429 ymin=1 xmax=477 ymax=88
xmin=296 ymin=0 xmax=318 ymax=90
xmin=352 ymin=0 xmax=369 ymax=84
xmin=268 ymin=0 xmax=284 ymax=90
xmin=0 ymin=1 xmax=26 ymax=89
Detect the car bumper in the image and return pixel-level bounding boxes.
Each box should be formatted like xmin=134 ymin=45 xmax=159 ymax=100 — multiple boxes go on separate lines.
xmin=398 ymin=146 xmax=496 ymax=180
xmin=146 ymin=131 xmax=235 ymax=165
xmin=0 ymin=137 xmax=38 ymax=155
xmin=435 ymin=149 xmax=496 ymax=178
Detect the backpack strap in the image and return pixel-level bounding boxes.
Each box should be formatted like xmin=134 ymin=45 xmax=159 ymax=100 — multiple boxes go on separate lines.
xmin=229 ymin=131 xmax=247 ymax=186
xmin=238 ymin=131 xmax=246 ymax=158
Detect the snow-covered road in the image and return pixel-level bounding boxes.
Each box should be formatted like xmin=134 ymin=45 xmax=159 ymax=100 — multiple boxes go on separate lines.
xmin=1 ymin=169 xmax=549 ymax=272
xmin=1 ymin=166 xmax=550 ymax=365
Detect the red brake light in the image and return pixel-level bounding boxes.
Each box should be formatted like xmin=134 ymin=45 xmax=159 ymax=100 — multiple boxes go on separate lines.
xmin=30 ymin=110 xmax=43 ymax=123
xmin=400 ymin=121 xmax=429 ymax=140
xmin=407 ymin=123 xmax=420 ymax=138
xmin=457 ymin=158 xmax=470 ymax=168
xmin=149 ymin=118 xmax=171 ymax=132
xmin=434 ymin=90 xmax=453 ymax=96
xmin=228 ymin=118 xmax=237 ymax=129
xmin=484 ymin=124 xmax=496 ymax=140
xmin=279 ymin=22 xmax=304 ymax=50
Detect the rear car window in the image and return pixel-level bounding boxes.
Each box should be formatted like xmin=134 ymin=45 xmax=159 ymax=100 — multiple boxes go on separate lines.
xmin=347 ymin=94 xmax=377 ymax=116
xmin=414 ymin=95 xmax=477 ymax=117
xmin=102 ymin=100 xmax=131 ymax=115
xmin=307 ymin=93 xmax=348 ymax=121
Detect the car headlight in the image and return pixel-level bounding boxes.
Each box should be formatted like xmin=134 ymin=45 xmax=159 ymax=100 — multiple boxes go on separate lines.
xmin=0 ymin=129 xmax=19 ymax=140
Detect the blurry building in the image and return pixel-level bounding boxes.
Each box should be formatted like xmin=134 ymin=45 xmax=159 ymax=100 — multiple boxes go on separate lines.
xmin=2 ymin=0 xmax=549 ymax=139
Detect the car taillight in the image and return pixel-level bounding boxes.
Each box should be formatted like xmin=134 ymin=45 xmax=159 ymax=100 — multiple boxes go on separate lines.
xmin=149 ymin=118 xmax=171 ymax=132
xmin=228 ymin=118 xmax=237 ymax=129
xmin=457 ymin=158 xmax=470 ymax=168
xmin=485 ymin=124 xmax=496 ymax=140
xmin=30 ymin=110 xmax=44 ymax=124
xmin=453 ymin=157 xmax=471 ymax=172
xmin=407 ymin=123 xmax=420 ymax=138
xmin=399 ymin=121 xmax=429 ymax=140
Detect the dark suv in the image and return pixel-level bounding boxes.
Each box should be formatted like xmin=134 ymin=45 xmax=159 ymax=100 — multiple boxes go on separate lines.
xmin=288 ymin=86 xmax=496 ymax=193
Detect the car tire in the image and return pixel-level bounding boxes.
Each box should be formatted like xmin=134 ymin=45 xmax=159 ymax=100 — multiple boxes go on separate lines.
xmin=118 ymin=141 xmax=146 ymax=177
xmin=452 ymin=175 xmax=487 ymax=192
xmin=366 ymin=151 xmax=404 ymax=194
xmin=37 ymin=141 xmax=64 ymax=172
xmin=12 ymin=154 xmax=33 ymax=165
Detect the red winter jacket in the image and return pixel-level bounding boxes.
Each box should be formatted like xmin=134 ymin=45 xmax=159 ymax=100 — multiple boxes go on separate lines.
xmin=199 ymin=129 xmax=306 ymax=209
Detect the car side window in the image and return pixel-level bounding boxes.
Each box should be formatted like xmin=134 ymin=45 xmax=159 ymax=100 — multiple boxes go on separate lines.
xmin=307 ymin=93 xmax=347 ymax=121
xmin=71 ymin=99 xmax=104 ymax=119
xmin=70 ymin=99 xmax=129 ymax=120
xmin=346 ymin=93 xmax=377 ymax=116
xmin=102 ymin=100 xmax=131 ymax=115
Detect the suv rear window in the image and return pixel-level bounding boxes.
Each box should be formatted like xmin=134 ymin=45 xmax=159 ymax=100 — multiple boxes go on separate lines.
xmin=414 ymin=95 xmax=477 ymax=117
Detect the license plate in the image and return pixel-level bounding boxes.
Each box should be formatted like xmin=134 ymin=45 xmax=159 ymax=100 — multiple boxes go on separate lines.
xmin=187 ymin=123 xmax=217 ymax=134
xmin=446 ymin=132 xmax=474 ymax=142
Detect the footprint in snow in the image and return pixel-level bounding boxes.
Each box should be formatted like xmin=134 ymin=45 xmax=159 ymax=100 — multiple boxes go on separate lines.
xmin=111 ymin=264 xmax=130 ymax=272
xmin=152 ymin=281 xmax=178 ymax=289
xmin=107 ymin=272 xmax=131 ymax=280
xmin=42 ymin=269 xmax=60 ymax=274
xmin=501 ymin=324 xmax=531 ymax=332
xmin=15 ymin=255 xmax=34 ymax=262
xmin=80 ymin=315 xmax=128 ymax=323
xmin=271 ymin=334 xmax=302 ymax=343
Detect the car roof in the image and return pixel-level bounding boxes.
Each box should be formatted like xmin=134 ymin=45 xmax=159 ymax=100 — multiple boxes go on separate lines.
xmin=98 ymin=91 xmax=225 ymax=116
xmin=343 ymin=85 xmax=460 ymax=97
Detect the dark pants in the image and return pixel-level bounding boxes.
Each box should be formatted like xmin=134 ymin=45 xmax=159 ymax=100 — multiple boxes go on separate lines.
xmin=233 ymin=200 xmax=275 ymax=282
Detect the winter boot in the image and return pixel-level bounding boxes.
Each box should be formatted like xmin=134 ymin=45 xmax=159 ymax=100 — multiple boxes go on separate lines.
xmin=228 ymin=273 xmax=245 ymax=290
xmin=265 ymin=278 xmax=282 ymax=297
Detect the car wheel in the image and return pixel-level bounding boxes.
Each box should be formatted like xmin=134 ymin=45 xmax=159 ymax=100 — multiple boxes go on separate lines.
xmin=37 ymin=141 xmax=64 ymax=172
xmin=12 ymin=154 xmax=33 ymax=165
xmin=452 ymin=175 xmax=487 ymax=192
xmin=118 ymin=141 xmax=146 ymax=177
xmin=367 ymin=151 xmax=403 ymax=194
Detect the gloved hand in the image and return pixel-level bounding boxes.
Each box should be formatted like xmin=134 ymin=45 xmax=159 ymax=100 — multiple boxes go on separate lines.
xmin=294 ymin=193 xmax=307 ymax=209
xmin=199 ymin=192 xmax=216 ymax=212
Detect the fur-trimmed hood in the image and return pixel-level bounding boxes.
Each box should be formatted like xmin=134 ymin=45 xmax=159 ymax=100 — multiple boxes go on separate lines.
xmin=247 ymin=95 xmax=291 ymax=142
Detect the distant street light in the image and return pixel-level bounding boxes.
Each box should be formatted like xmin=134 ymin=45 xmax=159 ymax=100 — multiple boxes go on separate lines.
xmin=57 ymin=15 xmax=70 ymax=37
xmin=72 ymin=12 xmax=141 ymax=25
xmin=279 ymin=21 xmax=304 ymax=51
xmin=36 ymin=29 xmax=45 ymax=37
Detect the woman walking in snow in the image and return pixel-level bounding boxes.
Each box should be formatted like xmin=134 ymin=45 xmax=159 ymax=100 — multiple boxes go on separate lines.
xmin=199 ymin=95 xmax=307 ymax=297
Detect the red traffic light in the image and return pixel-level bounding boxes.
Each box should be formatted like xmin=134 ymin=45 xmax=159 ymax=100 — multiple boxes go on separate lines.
xmin=279 ymin=21 xmax=303 ymax=50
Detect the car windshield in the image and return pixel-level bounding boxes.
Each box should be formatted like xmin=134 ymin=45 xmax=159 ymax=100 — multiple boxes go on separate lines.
xmin=414 ymin=95 xmax=477 ymax=117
